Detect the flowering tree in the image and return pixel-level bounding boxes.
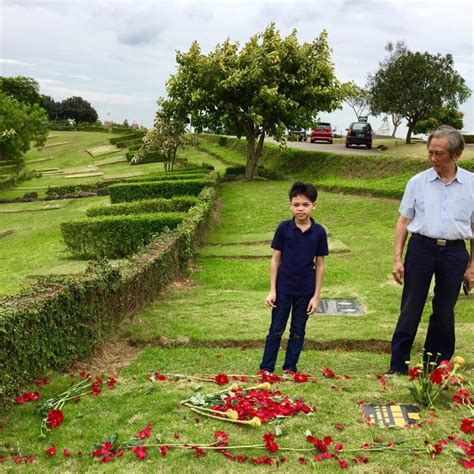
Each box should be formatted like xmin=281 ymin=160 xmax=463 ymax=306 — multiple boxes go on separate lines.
xmin=132 ymin=100 xmax=190 ymax=171
xmin=165 ymin=24 xmax=343 ymax=179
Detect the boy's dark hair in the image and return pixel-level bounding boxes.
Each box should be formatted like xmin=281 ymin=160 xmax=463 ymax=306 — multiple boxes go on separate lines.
xmin=289 ymin=181 xmax=318 ymax=202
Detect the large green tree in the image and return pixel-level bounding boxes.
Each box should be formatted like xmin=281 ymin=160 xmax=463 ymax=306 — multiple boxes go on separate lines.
xmin=0 ymin=92 xmax=48 ymax=161
xmin=60 ymin=96 xmax=98 ymax=123
xmin=166 ymin=24 xmax=343 ymax=178
xmin=368 ymin=42 xmax=471 ymax=143
xmin=41 ymin=95 xmax=62 ymax=121
xmin=0 ymin=76 xmax=42 ymax=107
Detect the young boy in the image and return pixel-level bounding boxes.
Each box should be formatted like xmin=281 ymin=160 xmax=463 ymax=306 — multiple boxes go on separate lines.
xmin=259 ymin=181 xmax=328 ymax=374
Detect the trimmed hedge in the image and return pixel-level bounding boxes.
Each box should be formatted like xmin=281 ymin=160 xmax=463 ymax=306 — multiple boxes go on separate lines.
xmin=86 ymin=196 xmax=199 ymax=217
xmin=109 ymin=173 xmax=218 ymax=203
xmin=45 ymin=170 xmax=211 ymax=197
xmin=109 ymin=132 xmax=145 ymax=146
xmin=61 ymin=212 xmax=186 ymax=258
xmin=0 ymin=186 xmax=217 ymax=402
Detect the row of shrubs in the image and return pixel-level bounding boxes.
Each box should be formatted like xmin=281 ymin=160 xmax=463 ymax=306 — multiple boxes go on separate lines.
xmin=109 ymin=132 xmax=145 ymax=146
xmin=45 ymin=168 xmax=210 ymax=197
xmin=86 ymin=196 xmax=198 ymax=217
xmin=62 ymin=212 xmax=187 ymax=258
xmin=0 ymin=185 xmax=218 ymax=402
xmin=60 ymin=172 xmax=219 ymax=258
xmin=109 ymin=176 xmax=216 ymax=203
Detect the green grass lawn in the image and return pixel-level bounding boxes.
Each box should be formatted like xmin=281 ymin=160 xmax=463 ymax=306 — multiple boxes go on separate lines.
xmin=1 ymin=180 xmax=472 ymax=472
xmin=0 ymin=196 xmax=110 ymax=294
xmin=0 ymin=132 xmax=219 ymax=294
xmin=1 ymin=131 xmax=171 ymax=199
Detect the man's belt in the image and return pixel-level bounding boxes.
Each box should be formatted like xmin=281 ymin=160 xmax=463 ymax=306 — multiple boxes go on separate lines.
xmin=412 ymin=233 xmax=465 ymax=247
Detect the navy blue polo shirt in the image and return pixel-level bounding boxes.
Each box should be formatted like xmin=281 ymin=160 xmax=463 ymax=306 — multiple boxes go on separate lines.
xmin=271 ymin=218 xmax=328 ymax=296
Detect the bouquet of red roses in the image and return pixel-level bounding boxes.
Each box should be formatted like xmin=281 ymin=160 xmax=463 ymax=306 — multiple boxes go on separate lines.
xmin=406 ymin=352 xmax=465 ymax=409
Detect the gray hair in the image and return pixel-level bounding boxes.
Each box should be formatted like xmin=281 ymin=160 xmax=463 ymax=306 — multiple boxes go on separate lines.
xmin=427 ymin=126 xmax=465 ymax=156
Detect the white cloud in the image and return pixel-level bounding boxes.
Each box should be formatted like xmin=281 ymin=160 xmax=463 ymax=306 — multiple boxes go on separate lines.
xmin=0 ymin=58 xmax=32 ymax=66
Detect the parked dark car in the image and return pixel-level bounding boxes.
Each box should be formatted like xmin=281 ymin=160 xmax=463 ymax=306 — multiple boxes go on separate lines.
xmin=310 ymin=122 xmax=333 ymax=144
xmin=345 ymin=122 xmax=373 ymax=149
xmin=287 ymin=127 xmax=307 ymax=142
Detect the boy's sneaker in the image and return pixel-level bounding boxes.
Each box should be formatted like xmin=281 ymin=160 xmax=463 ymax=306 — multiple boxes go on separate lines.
xmin=257 ymin=369 xmax=273 ymax=376
xmin=283 ymin=370 xmax=296 ymax=376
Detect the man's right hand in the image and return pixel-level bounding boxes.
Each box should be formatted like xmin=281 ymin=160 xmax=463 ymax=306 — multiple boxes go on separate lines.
xmin=265 ymin=292 xmax=277 ymax=308
xmin=392 ymin=260 xmax=405 ymax=285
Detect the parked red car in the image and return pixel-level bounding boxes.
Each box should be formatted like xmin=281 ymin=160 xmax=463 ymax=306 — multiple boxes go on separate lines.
xmin=310 ymin=122 xmax=333 ymax=144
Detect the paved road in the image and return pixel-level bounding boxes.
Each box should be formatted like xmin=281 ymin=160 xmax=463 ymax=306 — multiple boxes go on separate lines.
xmin=268 ymin=138 xmax=380 ymax=155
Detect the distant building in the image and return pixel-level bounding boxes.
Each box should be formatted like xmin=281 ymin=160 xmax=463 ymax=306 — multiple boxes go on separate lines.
xmin=131 ymin=120 xmax=139 ymax=129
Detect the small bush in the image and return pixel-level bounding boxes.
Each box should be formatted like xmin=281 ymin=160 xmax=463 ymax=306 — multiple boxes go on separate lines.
xmin=218 ymin=136 xmax=228 ymax=147
xmin=61 ymin=212 xmax=186 ymax=258
xmin=86 ymin=196 xmax=199 ymax=217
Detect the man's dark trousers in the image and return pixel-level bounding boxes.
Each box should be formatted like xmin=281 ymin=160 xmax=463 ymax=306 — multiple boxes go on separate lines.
xmin=390 ymin=237 xmax=469 ymax=372
xmin=260 ymin=294 xmax=311 ymax=373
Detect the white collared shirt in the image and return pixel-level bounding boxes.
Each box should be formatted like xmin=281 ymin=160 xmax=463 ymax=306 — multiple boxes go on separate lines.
xmin=400 ymin=166 xmax=474 ymax=240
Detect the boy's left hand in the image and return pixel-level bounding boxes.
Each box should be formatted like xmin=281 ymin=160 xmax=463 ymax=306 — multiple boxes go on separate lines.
xmin=307 ymin=297 xmax=320 ymax=314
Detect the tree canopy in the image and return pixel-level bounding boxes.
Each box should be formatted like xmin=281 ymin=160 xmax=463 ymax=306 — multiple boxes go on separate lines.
xmin=0 ymin=76 xmax=42 ymax=107
xmin=413 ymin=107 xmax=464 ymax=135
xmin=59 ymin=96 xmax=98 ymax=123
xmin=0 ymin=92 xmax=48 ymax=161
xmin=166 ymin=24 xmax=343 ymax=178
xmin=342 ymin=83 xmax=371 ymax=120
xmin=368 ymin=42 xmax=471 ymax=143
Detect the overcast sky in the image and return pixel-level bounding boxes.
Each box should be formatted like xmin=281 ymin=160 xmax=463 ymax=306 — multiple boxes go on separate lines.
xmin=1 ymin=0 xmax=473 ymax=136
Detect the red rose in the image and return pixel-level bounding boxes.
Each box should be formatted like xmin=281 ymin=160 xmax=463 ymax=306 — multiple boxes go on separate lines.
xmin=294 ymin=372 xmax=309 ymax=383
xmin=46 ymin=409 xmax=64 ymax=429
xmin=214 ymin=431 xmax=229 ymax=446
xmin=131 ymin=445 xmax=147 ymax=460
xmin=263 ymin=433 xmax=279 ymax=453
xmin=322 ymin=368 xmax=336 ymax=378
xmin=460 ymin=418 xmax=473 ymax=434
xmin=338 ymin=459 xmax=349 ymax=469
xmin=159 ymin=445 xmax=169 ymax=457
xmin=429 ymin=368 xmax=444 ymax=385
xmin=45 ymin=445 xmax=56 ymax=456
xmin=215 ymin=373 xmax=229 ymax=386
xmin=136 ymin=423 xmax=152 ymax=439
xmin=408 ymin=367 xmax=421 ymax=381
xmin=453 ymin=389 xmax=472 ymax=405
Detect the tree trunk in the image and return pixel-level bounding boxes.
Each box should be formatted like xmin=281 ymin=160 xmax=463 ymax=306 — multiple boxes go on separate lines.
xmin=405 ymin=124 xmax=413 ymax=144
xmin=245 ymin=131 xmax=265 ymax=180
xmin=391 ymin=125 xmax=398 ymax=138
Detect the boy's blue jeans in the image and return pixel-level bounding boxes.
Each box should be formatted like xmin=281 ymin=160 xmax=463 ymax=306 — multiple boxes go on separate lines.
xmin=260 ymin=294 xmax=312 ymax=373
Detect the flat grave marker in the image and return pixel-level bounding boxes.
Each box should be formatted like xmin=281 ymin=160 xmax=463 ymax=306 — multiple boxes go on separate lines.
xmin=316 ymin=299 xmax=364 ymax=315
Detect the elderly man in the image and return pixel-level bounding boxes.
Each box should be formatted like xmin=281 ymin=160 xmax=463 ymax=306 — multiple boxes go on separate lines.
xmin=388 ymin=126 xmax=474 ymax=375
